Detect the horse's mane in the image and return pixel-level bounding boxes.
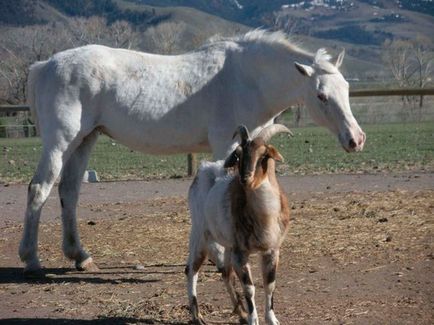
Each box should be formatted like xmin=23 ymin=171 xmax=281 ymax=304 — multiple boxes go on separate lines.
xmin=205 ymin=29 xmax=339 ymax=73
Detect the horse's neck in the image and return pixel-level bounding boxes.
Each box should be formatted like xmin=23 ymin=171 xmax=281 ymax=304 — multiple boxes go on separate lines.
xmin=237 ymin=45 xmax=310 ymax=116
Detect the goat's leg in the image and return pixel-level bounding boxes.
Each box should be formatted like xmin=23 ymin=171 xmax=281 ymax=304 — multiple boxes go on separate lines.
xmin=207 ymin=240 xmax=225 ymax=272
xmin=232 ymin=250 xmax=258 ymax=325
xmin=186 ymin=239 xmax=208 ymax=325
xmin=222 ymin=249 xmax=248 ymax=323
xmin=59 ymin=131 xmax=99 ymax=272
xmin=261 ymin=249 xmax=280 ymax=325
xmin=19 ymin=145 xmax=72 ymax=276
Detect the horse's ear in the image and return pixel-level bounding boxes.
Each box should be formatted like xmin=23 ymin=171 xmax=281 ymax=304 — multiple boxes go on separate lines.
xmin=294 ymin=62 xmax=314 ymax=77
xmin=334 ymin=49 xmax=345 ymax=68
xmin=266 ymin=145 xmax=284 ymax=162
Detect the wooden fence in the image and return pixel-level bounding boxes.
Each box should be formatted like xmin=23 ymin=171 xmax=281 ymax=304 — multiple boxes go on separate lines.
xmin=1 ymin=88 xmax=434 ymax=176
xmin=2 ymin=88 xmax=434 ymax=114
xmin=349 ymin=88 xmax=434 ymax=97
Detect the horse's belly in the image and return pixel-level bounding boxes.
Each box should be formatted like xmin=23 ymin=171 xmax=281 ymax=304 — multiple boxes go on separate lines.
xmin=99 ymin=117 xmax=210 ymax=155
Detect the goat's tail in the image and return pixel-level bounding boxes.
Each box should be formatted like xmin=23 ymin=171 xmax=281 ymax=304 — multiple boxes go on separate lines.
xmin=188 ymin=160 xmax=226 ymax=230
xmin=26 ymin=61 xmax=46 ymax=135
xmin=187 ymin=160 xmax=226 ymax=268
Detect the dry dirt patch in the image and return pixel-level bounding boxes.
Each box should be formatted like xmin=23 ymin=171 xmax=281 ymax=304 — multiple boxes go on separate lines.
xmin=0 ymin=187 xmax=433 ymax=324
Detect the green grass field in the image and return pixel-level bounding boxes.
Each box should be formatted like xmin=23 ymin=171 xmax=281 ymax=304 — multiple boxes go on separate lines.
xmin=1 ymin=122 xmax=433 ymax=184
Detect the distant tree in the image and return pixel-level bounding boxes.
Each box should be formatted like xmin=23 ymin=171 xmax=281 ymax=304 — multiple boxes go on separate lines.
xmin=143 ymin=22 xmax=187 ymax=54
xmin=110 ymin=20 xmax=139 ymax=49
xmin=0 ymin=17 xmax=140 ymax=104
xmin=410 ymin=36 xmax=434 ymax=107
xmin=382 ymin=39 xmax=414 ymax=88
xmin=273 ymin=10 xmax=299 ymax=35
xmin=68 ymin=16 xmax=139 ymax=48
xmin=0 ymin=24 xmax=69 ymax=104
xmin=68 ymin=16 xmax=107 ymax=46
xmin=382 ymin=37 xmax=434 ymax=109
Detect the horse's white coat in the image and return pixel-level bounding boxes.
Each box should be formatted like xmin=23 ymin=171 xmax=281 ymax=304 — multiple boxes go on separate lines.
xmin=20 ymin=30 xmax=365 ymax=273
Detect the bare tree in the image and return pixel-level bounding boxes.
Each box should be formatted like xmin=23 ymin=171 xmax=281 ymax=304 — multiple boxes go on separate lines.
xmin=382 ymin=38 xmax=434 ymax=112
xmin=110 ymin=20 xmax=139 ymax=49
xmin=0 ymin=17 xmax=141 ymax=104
xmin=410 ymin=36 xmax=434 ymax=107
xmin=68 ymin=16 xmax=108 ymax=46
xmin=382 ymin=39 xmax=414 ymax=88
xmin=0 ymin=24 xmax=74 ymax=104
xmin=273 ymin=10 xmax=298 ymax=34
xmin=144 ymin=21 xmax=187 ymax=54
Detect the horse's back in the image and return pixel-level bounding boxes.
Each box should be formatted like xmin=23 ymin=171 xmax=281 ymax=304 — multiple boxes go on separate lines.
xmin=26 ymin=44 xmax=232 ymax=154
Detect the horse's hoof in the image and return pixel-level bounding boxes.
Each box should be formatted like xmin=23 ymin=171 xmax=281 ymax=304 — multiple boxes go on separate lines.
xmin=76 ymin=257 xmax=100 ymax=272
xmin=23 ymin=267 xmax=45 ymax=279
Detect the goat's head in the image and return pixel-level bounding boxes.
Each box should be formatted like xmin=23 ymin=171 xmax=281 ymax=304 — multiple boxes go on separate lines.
xmin=224 ymin=124 xmax=292 ymax=188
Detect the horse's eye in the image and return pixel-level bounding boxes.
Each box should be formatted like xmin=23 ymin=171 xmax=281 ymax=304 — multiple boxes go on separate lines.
xmin=317 ymin=93 xmax=328 ymax=103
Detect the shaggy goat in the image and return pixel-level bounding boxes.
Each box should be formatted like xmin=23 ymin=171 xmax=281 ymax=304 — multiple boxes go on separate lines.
xmin=186 ymin=124 xmax=292 ymax=325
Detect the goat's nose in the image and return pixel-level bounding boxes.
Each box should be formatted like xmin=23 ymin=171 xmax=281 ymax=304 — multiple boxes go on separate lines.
xmin=349 ymin=138 xmax=357 ymax=149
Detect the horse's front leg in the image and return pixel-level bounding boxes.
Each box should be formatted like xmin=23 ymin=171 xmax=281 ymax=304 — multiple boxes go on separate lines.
xmin=59 ymin=131 xmax=99 ymax=272
xmin=232 ymin=250 xmax=258 ymax=325
xmin=261 ymin=249 xmax=280 ymax=325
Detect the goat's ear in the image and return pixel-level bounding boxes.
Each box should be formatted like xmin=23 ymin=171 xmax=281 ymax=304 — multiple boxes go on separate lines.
xmin=224 ymin=150 xmax=239 ymax=168
xmin=266 ymin=145 xmax=284 ymax=162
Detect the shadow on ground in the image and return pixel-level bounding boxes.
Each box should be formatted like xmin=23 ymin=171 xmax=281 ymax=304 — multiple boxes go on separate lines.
xmin=0 ymin=267 xmax=161 ymax=285
xmin=0 ymin=318 xmax=188 ymax=324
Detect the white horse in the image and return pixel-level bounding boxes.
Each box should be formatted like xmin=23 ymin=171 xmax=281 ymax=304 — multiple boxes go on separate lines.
xmin=20 ymin=30 xmax=365 ymax=276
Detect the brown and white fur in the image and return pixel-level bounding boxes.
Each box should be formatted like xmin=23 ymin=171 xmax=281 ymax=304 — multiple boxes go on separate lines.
xmin=186 ymin=124 xmax=292 ymax=325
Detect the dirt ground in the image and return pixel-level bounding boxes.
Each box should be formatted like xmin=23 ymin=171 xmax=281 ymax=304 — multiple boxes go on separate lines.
xmin=0 ymin=172 xmax=433 ymax=324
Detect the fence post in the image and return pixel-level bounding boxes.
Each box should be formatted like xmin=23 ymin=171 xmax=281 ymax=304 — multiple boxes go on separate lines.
xmin=187 ymin=153 xmax=197 ymax=177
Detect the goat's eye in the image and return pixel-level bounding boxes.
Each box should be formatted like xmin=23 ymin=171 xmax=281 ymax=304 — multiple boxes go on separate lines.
xmin=317 ymin=93 xmax=328 ymax=103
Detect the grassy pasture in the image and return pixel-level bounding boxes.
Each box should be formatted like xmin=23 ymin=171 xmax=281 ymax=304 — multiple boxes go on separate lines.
xmin=0 ymin=122 xmax=433 ymax=184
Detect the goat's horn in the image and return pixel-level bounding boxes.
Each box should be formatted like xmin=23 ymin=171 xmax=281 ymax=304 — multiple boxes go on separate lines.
xmin=232 ymin=125 xmax=250 ymax=144
xmin=256 ymin=124 xmax=293 ymax=143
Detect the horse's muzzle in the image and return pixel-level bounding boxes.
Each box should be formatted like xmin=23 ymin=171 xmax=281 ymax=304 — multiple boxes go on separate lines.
xmin=345 ymin=131 xmax=366 ymax=152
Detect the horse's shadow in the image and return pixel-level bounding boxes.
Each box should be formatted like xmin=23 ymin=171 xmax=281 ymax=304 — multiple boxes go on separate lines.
xmin=0 ymin=265 xmax=171 ymax=285
xmin=0 ymin=262 xmax=217 ymax=285
xmin=0 ymin=317 xmax=189 ymax=324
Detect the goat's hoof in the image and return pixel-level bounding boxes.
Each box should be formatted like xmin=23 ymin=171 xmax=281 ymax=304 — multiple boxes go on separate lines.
xmin=75 ymin=257 xmax=100 ymax=272
xmin=265 ymin=311 xmax=280 ymax=325
xmin=234 ymin=300 xmax=248 ymax=323
xmin=23 ymin=267 xmax=45 ymax=279
xmin=236 ymin=309 xmax=248 ymax=324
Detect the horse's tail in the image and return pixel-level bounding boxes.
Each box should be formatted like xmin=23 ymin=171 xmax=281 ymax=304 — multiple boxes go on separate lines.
xmin=27 ymin=61 xmax=46 ymax=135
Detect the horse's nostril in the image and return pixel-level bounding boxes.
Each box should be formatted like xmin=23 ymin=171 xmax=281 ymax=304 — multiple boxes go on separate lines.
xmin=349 ymin=139 xmax=357 ymax=149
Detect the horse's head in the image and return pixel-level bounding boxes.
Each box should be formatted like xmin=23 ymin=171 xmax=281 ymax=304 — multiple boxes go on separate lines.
xmin=294 ymin=49 xmax=366 ymax=152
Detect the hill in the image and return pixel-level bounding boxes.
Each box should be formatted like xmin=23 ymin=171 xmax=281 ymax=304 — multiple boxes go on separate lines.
xmin=131 ymin=0 xmax=434 ymax=46
xmin=0 ymin=0 xmax=432 ymax=106
xmin=122 ymin=0 xmax=434 ymax=79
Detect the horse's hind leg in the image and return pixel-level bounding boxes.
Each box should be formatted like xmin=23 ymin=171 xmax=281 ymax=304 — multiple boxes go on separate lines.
xmin=58 ymin=130 xmax=99 ymax=272
xmin=19 ymin=145 xmax=72 ymax=276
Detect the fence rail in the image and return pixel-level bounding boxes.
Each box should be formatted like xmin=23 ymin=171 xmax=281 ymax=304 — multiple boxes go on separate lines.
xmin=1 ymin=88 xmax=433 ymax=113
xmin=1 ymin=88 xmax=434 ymax=176
xmin=0 ymin=105 xmax=30 ymax=113
xmin=349 ymin=88 xmax=434 ymax=97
